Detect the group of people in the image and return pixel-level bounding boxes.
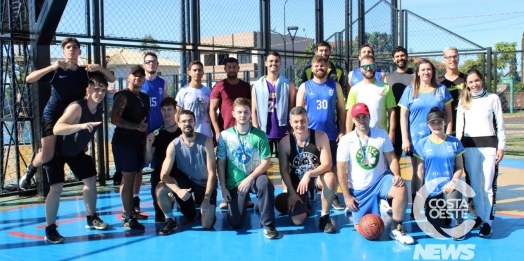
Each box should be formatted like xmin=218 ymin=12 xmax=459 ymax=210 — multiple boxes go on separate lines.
xmin=20 ymin=37 xmax=505 ymax=245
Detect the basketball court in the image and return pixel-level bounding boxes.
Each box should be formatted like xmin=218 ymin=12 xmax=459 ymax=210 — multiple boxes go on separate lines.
xmin=1 ymin=156 xmax=523 ymax=261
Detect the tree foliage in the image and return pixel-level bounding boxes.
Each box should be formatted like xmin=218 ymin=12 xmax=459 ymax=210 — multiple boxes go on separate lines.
xmin=140 ymin=34 xmax=160 ymax=54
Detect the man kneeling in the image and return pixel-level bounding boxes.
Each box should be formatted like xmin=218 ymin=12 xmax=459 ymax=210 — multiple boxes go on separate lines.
xmin=279 ymin=107 xmax=337 ymax=233
xmin=156 ymin=110 xmax=217 ymax=235
xmin=44 ymin=76 xmax=109 ymax=243
xmin=336 ymin=103 xmax=414 ymax=244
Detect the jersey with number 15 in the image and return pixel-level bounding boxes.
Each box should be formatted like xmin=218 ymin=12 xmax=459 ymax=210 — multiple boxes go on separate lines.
xmin=140 ymin=76 xmax=166 ymax=134
xmin=304 ymin=79 xmax=338 ymax=141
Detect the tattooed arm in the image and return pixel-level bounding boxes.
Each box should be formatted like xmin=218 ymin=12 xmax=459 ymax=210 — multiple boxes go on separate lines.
xmin=111 ymin=93 xmax=142 ymax=130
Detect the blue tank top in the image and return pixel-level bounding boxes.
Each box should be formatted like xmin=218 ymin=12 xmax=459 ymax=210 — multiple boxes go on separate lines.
xmin=140 ymin=77 xmax=165 ymax=134
xmin=350 ymin=68 xmax=383 ymax=87
xmin=304 ymin=80 xmax=338 ymax=141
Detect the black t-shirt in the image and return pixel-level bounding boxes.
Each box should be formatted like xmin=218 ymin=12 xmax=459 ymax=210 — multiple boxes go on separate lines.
xmin=151 ymin=126 xmax=182 ymax=174
xmin=288 ymin=129 xmax=321 ymax=184
xmin=386 ymin=68 xmax=414 ymax=141
xmin=112 ymin=89 xmax=150 ymax=148
xmin=41 ymin=67 xmax=101 ymax=120
xmin=437 ymin=73 xmax=465 ymax=134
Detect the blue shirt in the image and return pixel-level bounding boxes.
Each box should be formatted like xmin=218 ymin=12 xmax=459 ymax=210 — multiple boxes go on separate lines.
xmin=398 ymin=84 xmax=452 ymax=148
xmin=304 ymin=79 xmax=338 ymax=141
xmin=414 ymin=135 xmax=465 ymax=197
xmin=140 ymin=77 xmax=165 ymax=134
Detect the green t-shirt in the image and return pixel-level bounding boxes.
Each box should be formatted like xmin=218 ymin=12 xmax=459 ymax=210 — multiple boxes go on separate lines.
xmin=216 ymin=126 xmax=270 ymax=190
xmin=346 ymin=79 xmax=396 ymax=131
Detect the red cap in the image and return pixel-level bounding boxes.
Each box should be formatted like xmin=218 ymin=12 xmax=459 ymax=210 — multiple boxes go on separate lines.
xmin=351 ymin=103 xmax=370 ymax=117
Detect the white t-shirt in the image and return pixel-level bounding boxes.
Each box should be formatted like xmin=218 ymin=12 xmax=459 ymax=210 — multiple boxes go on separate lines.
xmin=336 ymin=127 xmax=393 ymax=190
xmin=176 ymin=86 xmax=212 ymax=137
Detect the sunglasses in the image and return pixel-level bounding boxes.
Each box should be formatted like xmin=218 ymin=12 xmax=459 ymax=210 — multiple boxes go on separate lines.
xmin=144 ymin=60 xmax=159 ymax=65
xmin=361 ymin=64 xmax=375 ymax=70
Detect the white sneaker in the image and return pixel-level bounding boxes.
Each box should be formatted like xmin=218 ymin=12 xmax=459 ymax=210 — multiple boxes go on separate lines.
xmin=380 ymin=199 xmax=393 ymax=214
xmin=389 ymin=225 xmax=414 ymax=245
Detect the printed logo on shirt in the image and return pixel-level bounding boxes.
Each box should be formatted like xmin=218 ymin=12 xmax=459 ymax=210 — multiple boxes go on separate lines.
xmin=328 ymin=89 xmax=334 ymax=96
xmin=447 ymin=146 xmax=453 ymax=154
xmin=159 ymin=87 xmax=163 ymax=95
xmin=59 ymin=75 xmax=67 ymax=78
xmin=355 ymin=145 xmax=380 ymax=170
xmin=292 ymin=152 xmax=320 ymax=180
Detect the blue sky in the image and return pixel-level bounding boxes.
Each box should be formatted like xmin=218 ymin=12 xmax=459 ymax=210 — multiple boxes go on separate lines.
xmin=402 ymin=0 xmax=524 ymax=49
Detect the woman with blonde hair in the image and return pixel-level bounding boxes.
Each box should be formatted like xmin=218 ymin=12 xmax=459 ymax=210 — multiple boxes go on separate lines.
xmin=456 ymin=68 xmax=505 ymax=237
xmin=398 ymin=59 xmax=453 ymax=218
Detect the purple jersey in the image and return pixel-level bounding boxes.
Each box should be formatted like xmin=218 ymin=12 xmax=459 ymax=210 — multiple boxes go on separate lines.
xmin=266 ymin=81 xmax=288 ymax=138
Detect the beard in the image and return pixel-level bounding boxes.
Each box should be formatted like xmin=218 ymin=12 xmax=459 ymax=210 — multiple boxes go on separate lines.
xmin=147 ymin=69 xmax=157 ymax=74
xmin=184 ymin=128 xmax=194 ymax=138
xmin=227 ymin=72 xmax=238 ymax=79
xmin=313 ymin=70 xmax=326 ymax=79
xmin=363 ymin=70 xmax=375 ymax=79
xmin=395 ymin=60 xmax=406 ymax=69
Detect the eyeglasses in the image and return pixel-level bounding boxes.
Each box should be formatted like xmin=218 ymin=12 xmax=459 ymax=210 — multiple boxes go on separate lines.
xmin=444 ymin=55 xmax=459 ymax=60
xmin=144 ymin=60 xmax=159 ymax=65
xmin=361 ymin=64 xmax=375 ymax=70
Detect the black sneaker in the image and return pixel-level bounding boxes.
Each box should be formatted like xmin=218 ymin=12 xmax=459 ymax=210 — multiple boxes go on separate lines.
xmin=332 ymin=195 xmax=345 ymax=210
xmin=133 ymin=196 xmax=141 ymax=212
xmin=159 ymin=218 xmax=177 ymax=235
xmin=19 ymin=165 xmax=36 ymax=191
xmin=86 ymin=213 xmax=109 ymax=230
xmin=479 ymin=223 xmax=492 ymax=237
xmin=473 ymin=217 xmax=483 ymax=229
xmin=121 ymin=211 xmax=148 ymax=220
xmin=263 ymin=225 xmax=279 ymax=239
xmin=123 ymin=218 xmax=145 ymax=230
xmin=45 ymin=224 xmax=64 ymax=244
xmin=319 ymin=215 xmax=336 ymax=233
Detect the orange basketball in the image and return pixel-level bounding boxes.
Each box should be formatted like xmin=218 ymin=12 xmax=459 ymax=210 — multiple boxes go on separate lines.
xmin=274 ymin=193 xmax=288 ymax=214
xmin=357 ymin=214 xmax=384 ymax=240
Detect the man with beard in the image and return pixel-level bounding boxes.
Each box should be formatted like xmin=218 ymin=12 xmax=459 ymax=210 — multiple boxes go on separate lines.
xmin=217 ymin=98 xmax=279 ymax=239
xmin=155 ymin=110 xmax=217 ymax=235
xmin=437 ymin=46 xmax=464 ymax=135
xmin=384 ymin=46 xmax=414 ymax=157
xmin=144 ymin=97 xmax=182 ymax=223
xmin=296 ymin=55 xmax=346 ymax=210
xmin=111 ymin=65 xmax=150 ymax=230
xmin=301 ymin=41 xmax=346 ymax=95
xmin=347 ymin=44 xmax=385 ymax=90
xmin=278 ymin=106 xmax=338 ymax=233
xmin=346 ymin=55 xmax=396 ymax=139
xmin=129 ymin=52 xmax=169 ymax=215
xmin=210 ymin=57 xmax=253 ymax=209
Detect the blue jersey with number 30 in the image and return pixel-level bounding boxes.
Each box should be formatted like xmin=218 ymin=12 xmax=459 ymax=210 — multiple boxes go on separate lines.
xmin=304 ymin=79 xmax=338 ymax=141
xmin=141 ymin=77 xmax=165 ymax=134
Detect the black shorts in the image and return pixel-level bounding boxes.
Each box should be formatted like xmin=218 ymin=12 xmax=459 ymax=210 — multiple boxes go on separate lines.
xmin=41 ymin=118 xmax=58 ymax=138
xmin=43 ymin=152 xmax=96 ymax=185
xmin=329 ymin=140 xmax=338 ymax=166
xmin=171 ymin=168 xmax=217 ymax=206
xmin=288 ymin=180 xmax=318 ymax=217
xmin=112 ymin=144 xmax=144 ymax=173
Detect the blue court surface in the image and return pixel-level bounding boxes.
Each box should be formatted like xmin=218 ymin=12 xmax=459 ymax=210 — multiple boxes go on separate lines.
xmin=1 ymin=157 xmax=524 ymax=261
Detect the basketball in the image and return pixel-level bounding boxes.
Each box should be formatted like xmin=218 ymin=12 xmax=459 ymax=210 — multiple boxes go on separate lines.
xmin=275 ymin=192 xmax=288 ymax=214
xmin=358 ymin=214 xmax=384 ymax=240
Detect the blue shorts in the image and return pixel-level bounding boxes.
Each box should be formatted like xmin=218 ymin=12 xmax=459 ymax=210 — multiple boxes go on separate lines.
xmin=329 ymin=140 xmax=337 ymax=167
xmin=112 ymin=144 xmax=144 ymax=173
xmin=350 ymin=172 xmax=393 ymax=224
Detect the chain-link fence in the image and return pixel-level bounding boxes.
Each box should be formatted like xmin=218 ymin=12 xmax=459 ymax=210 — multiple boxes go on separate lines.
xmin=2 ymin=0 xmax=523 ymax=196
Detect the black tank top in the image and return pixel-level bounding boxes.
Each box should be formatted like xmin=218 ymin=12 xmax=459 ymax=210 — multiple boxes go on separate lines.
xmin=289 ymin=129 xmax=321 ymax=184
xmin=57 ymin=99 xmax=102 ymax=156
xmin=112 ymin=89 xmax=150 ymax=148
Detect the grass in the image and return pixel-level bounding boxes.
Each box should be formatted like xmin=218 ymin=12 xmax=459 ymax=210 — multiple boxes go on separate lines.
xmin=506 ymin=135 xmax=524 ymax=156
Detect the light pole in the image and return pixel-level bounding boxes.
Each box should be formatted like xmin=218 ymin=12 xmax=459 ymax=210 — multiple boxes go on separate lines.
xmin=287 ymin=26 xmax=299 ymax=79
xmin=283 ymin=0 xmax=289 ymax=77
xmin=271 ymin=29 xmax=286 ymax=74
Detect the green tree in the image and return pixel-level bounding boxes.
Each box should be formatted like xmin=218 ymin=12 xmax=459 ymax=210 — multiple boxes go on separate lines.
xmin=293 ymin=42 xmax=315 ymax=85
xmin=494 ymin=42 xmax=518 ymax=80
xmin=140 ymin=34 xmax=160 ymax=54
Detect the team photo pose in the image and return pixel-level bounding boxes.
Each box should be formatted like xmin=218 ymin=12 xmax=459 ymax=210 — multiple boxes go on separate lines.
xmin=278 ymin=107 xmax=337 ymax=233
xmin=456 ymin=69 xmax=506 ymax=237
xmin=43 ymin=76 xmax=110 ymax=243
xmin=398 ymin=59 xmax=453 ymax=217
